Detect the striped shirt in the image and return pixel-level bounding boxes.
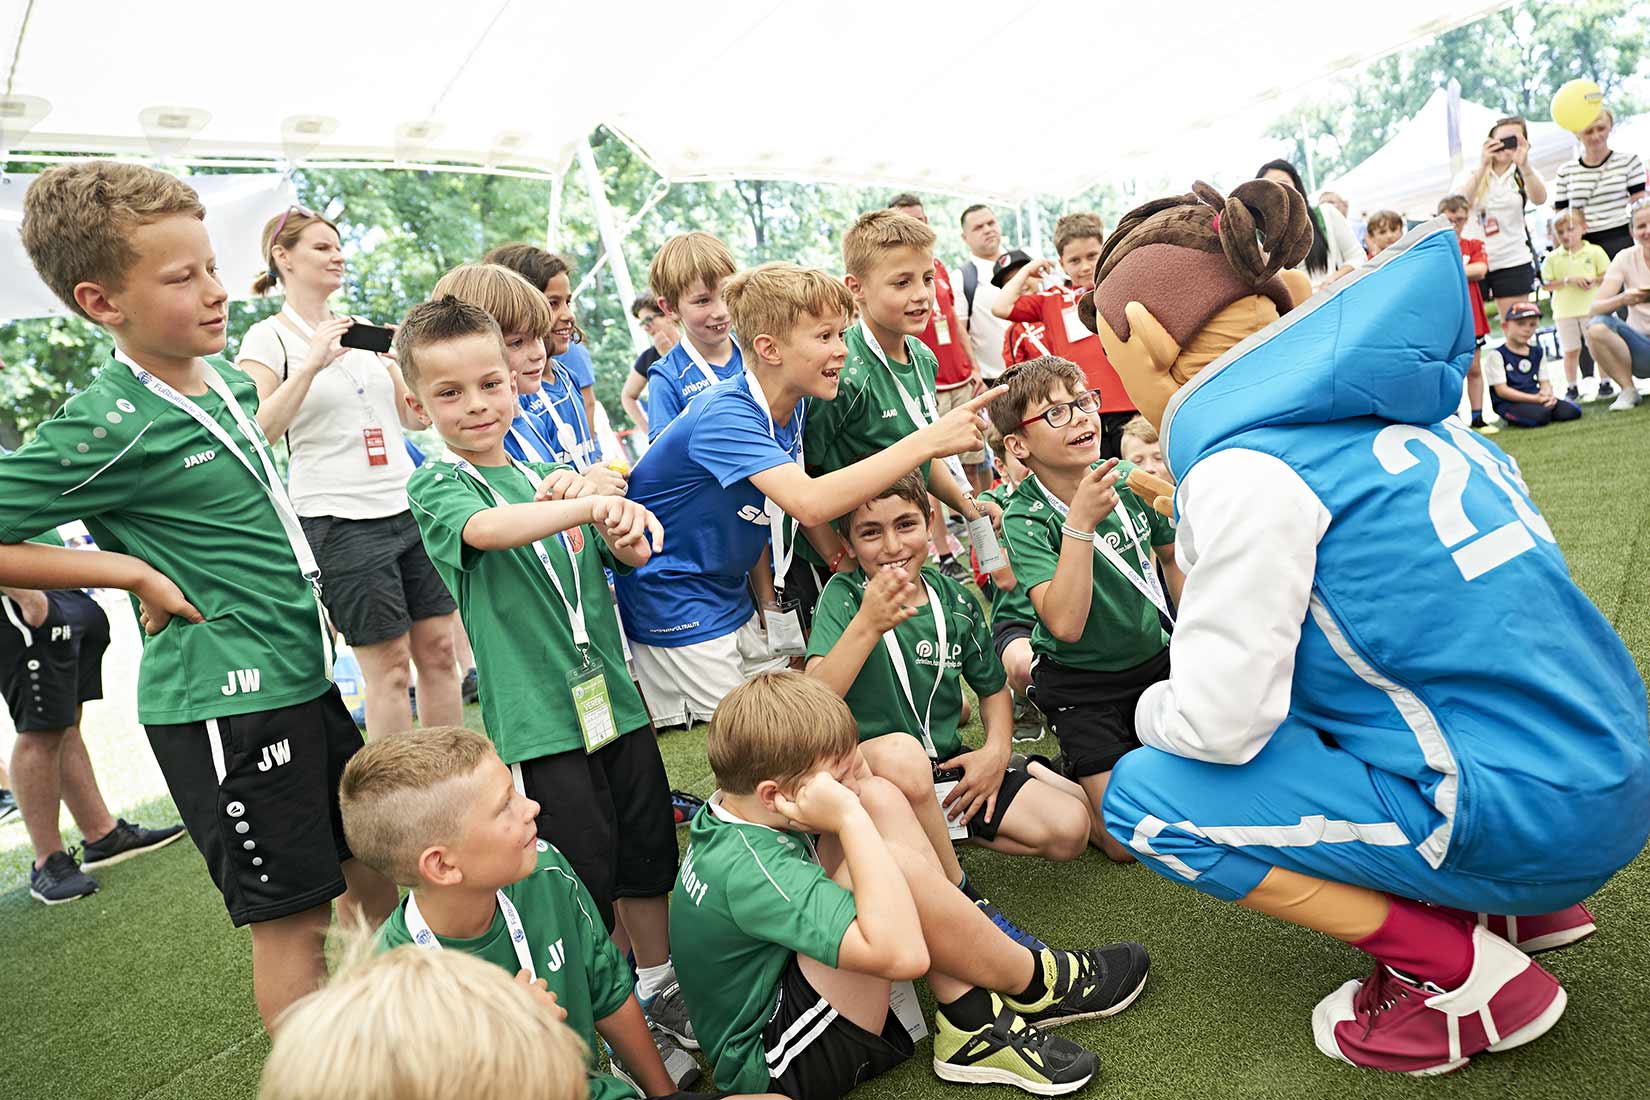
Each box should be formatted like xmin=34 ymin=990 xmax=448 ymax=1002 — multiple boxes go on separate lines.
xmin=1552 ymin=151 xmax=1647 ymax=232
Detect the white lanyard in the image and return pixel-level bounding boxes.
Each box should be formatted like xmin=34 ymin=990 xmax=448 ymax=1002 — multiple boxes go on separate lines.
xmin=453 ymin=459 xmax=588 ymax=647
xmin=880 ymin=577 xmax=946 ymax=758
xmin=534 ymin=377 xmax=591 ymax=471
xmin=117 ymin=351 xmax=333 ymax=663
xmin=679 ymin=336 xmax=723 ymax=389
xmin=404 ymin=889 xmax=535 ymax=981
xmin=742 ymin=370 xmax=805 ymax=581
xmin=1031 ymin=472 xmax=1170 ymax=618
xmin=857 ymin=319 xmax=969 ymax=487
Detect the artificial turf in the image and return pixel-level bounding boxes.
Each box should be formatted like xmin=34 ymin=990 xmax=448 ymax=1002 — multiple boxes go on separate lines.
xmin=2 ymin=405 xmax=1648 ymax=1100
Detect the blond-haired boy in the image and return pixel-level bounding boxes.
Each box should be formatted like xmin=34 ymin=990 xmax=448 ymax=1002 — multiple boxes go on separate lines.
xmin=1117 ymin=416 xmax=1170 ymax=485
xmin=646 ymin=231 xmax=740 ymax=439
xmin=1540 ymin=209 xmax=1612 ymax=399
xmin=673 ymin=671 xmax=1143 ymax=1097
xmin=0 ymin=161 xmax=397 ymax=1030
xmin=338 ymin=726 xmax=676 ymax=1100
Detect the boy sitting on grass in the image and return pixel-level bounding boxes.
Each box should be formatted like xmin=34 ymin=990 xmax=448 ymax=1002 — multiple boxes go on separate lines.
xmin=990 ymin=358 xmax=1184 ymax=860
xmin=672 ymin=672 xmax=1148 ymax=1099
xmin=1487 ymin=302 xmax=1583 ymax=428
xmin=805 ymin=471 xmax=1089 ymax=872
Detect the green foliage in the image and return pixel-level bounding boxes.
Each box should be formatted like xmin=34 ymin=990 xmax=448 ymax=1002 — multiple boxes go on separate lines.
xmin=1268 ymin=0 xmax=1650 ymax=185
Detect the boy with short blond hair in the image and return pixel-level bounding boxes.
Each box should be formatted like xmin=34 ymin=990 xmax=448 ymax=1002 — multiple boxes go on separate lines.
xmin=399 ymin=298 xmax=696 ymax=1078
xmin=338 ymin=726 xmax=674 ymax=1100
xmin=992 ymin=213 xmax=1136 ymax=456
xmin=1364 ymin=210 xmax=1405 ymax=257
xmin=673 ymin=671 xmax=1144 ymax=1098
xmin=989 ymin=357 xmax=1184 ymax=859
xmin=0 ymin=161 xmax=397 ymax=1030
xmin=1117 ymin=416 xmax=1170 ymax=485
xmin=646 ymin=231 xmax=740 ymax=439
xmin=1540 ymin=208 xmax=1612 ymax=400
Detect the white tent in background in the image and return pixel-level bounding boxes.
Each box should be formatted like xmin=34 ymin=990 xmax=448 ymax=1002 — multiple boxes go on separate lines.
xmin=1323 ymin=89 xmax=1576 ymax=222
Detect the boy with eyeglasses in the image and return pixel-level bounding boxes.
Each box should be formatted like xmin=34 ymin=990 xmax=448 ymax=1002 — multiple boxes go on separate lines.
xmin=622 ymin=295 xmax=680 ymax=434
xmin=990 ymin=357 xmax=1183 ymax=859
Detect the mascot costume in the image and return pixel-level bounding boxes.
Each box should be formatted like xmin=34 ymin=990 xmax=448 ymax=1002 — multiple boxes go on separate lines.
xmin=1082 ymin=180 xmax=1650 ymax=1074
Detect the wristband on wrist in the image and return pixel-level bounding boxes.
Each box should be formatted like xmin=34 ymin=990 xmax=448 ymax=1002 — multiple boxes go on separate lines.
xmin=1060 ymin=523 xmax=1096 ymax=543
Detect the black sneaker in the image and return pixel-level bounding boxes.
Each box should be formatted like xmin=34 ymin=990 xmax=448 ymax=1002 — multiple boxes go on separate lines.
xmin=608 ymin=1023 xmax=701 ymax=1092
xmin=80 ymin=818 xmax=187 ymax=870
xmin=1597 ymin=380 xmax=1617 ymax=400
xmin=938 ymin=555 xmax=971 ymax=584
xmin=1012 ymin=696 xmax=1048 ymax=743
xmin=670 ymin=789 xmax=706 ymax=826
xmin=461 ymin=667 xmax=480 ymax=705
xmin=933 ymin=995 xmax=1098 ymax=1095
xmin=1565 ymin=386 xmax=1581 ymax=403
xmin=31 ymin=849 xmax=99 ymax=905
xmin=0 ymin=787 xmax=17 ymax=824
xmin=1004 ymin=943 xmax=1150 ymax=1027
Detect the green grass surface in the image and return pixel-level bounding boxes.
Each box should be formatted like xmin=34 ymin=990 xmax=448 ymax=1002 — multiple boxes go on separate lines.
xmin=2 ymin=405 xmax=1648 ymax=1100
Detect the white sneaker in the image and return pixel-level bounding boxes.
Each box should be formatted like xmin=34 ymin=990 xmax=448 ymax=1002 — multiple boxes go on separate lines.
xmin=1608 ymin=389 xmax=1641 ymax=411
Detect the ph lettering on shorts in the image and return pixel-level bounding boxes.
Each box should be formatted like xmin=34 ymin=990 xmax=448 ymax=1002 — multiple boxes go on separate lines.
xmin=257 ymin=739 xmax=293 ymax=772
xmin=220 ymin=667 xmax=263 ymax=696
xmin=545 ymin=938 xmax=566 ymax=973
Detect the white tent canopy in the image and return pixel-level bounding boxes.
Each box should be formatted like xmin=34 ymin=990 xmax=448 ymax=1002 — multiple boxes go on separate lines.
xmin=2 ymin=0 xmax=1515 ymax=203
xmin=1323 ymin=89 xmax=1579 ymax=221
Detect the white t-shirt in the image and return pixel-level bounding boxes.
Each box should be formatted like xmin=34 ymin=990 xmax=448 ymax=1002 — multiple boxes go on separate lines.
xmin=1451 ymin=164 xmax=1533 ymax=271
xmin=1481 ymin=346 xmax=1548 ymax=388
xmin=958 ymin=254 xmax=1009 ymax=378
xmin=236 ymin=313 xmax=415 ymax=520
xmin=1599 ymin=245 xmax=1650 ymax=335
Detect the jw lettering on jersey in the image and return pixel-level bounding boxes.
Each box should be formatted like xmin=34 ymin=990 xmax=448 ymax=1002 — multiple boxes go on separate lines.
xmin=221 ymin=668 xmax=263 ymax=697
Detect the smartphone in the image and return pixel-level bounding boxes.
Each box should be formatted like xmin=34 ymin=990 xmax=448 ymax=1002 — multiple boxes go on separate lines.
xmin=340 ymin=323 xmax=395 ymax=354
xmin=932 ymin=765 xmax=965 ymax=784
xmin=1500 ymin=135 xmax=1519 ymax=150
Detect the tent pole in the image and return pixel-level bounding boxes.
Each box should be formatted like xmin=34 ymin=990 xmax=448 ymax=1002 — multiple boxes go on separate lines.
xmin=546 ymin=171 xmax=564 ymax=251
xmin=1299 ymin=120 xmax=1318 ymax=194
xmin=1027 ymin=194 xmax=1043 ymax=259
xmin=575 ymin=137 xmax=647 ymax=353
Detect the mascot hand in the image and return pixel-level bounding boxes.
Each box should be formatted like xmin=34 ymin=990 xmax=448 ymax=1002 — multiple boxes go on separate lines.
xmin=1126 ymin=467 xmax=1176 ymax=519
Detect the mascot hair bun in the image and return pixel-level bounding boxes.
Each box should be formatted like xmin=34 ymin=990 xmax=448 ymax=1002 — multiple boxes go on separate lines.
xmin=1078 ymin=179 xmax=1311 ymax=349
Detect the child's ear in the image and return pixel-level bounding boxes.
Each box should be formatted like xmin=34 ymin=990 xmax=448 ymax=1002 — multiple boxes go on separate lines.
xmin=751 ymin=332 xmax=782 ymax=367
xmin=1004 ymin=431 xmax=1031 ymax=462
xmin=754 ymin=779 xmax=784 ymax=815
xmin=842 ymin=273 xmax=864 ymax=301
xmin=405 ymin=390 xmax=432 ymax=427
xmin=74 ymin=281 xmax=123 ymax=327
xmin=417 ymin=844 xmax=462 ymax=888
xmin=657 ymin=296 xmax=678 ymax=321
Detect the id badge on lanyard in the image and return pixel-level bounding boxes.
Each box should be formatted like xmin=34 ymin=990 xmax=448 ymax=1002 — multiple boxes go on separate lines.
xmin=763 ymin=600 xmax=806 ymax=656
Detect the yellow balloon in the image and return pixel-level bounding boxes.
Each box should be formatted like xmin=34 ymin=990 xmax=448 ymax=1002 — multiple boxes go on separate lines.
xmin=1553 ymin=79 xmax=1605 ymax=133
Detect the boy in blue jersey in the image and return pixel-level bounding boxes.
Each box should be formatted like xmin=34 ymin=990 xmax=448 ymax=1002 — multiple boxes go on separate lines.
xmin=616 ymin=263 xmax=1002 ymax=728
xmin=644 ymin=232 xmax=741 ymax=439
xmin=1487 ymin=302 xmax=1582 ymax=428
xmin=1086 ymin=180 xmax=1650 ymax=1074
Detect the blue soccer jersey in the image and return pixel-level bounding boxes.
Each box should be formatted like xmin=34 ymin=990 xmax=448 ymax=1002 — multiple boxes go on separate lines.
xmin=555 ymin=341 xmax=596 ymax=389
xmin=529 ymin=362 xmax=599 ymax=468
xmin=615 ymin=373 xmax=800 ymax=647
xmin=645 ymin=340 xmax=743 ymax=441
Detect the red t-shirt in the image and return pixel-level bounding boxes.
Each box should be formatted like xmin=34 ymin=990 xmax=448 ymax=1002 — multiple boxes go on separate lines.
xmin=1002 ymin=321 xmax=1051 ymax=367
xmin=1459 ymin=237 xmax=1490 ymax=338
xmin=1005 ymin=286 xmax=1133 ymax=412
xmin=918 ymin=258 xmax=973 ymax=389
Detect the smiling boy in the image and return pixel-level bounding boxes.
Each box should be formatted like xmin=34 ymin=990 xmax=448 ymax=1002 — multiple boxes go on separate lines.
xmin=645 ymin=232 xmax=741 ymax=440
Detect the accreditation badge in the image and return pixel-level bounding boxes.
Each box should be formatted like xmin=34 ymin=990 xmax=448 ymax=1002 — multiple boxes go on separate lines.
xmin=568 ymin=651 xmax=617 ymax=754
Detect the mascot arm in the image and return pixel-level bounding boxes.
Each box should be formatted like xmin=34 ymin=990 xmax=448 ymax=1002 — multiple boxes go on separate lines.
xmin=1135 ymin=449 xmax=1329 ymax=765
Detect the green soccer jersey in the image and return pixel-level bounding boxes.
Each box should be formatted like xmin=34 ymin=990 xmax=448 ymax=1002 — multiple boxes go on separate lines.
xmin=25 ymin=527 xmax=65 ymax=548
xmin=671 ymin=798 xmax=858 ymax=1094
xmin=407 ymin=459 xmax=647 ymax=764
xmin=978 ymin=482 xmax=1036 ymax=627
xmin=377 ymin=841 xmax=639 ymax=1100
xmin=0 ymin=357 xmax=331 ymax=724
xmin=805 ymin=563 xmax=1005 ymax=759
xmin=1001 ymin=460 xmax=1175 ymax=672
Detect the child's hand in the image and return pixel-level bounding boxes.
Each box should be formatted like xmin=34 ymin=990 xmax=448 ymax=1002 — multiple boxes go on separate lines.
xmin=582 ymin=464 xmax=628 ymax=498
xmin=534 ymin=468 xmax=592 ymax=501
xmin=939 ymin=742 xmax=1010 ymax=826
xmin=1067 ymin=459 xmax=1122 ymax=530
xmin=773 ymin=771 xmax=859 ymax=833
xmin=922 ymin=386 xmax=1006 ymax=461
xmin=514 ymin=971 xmax=568 ymax=1021
xmin=134 ymin=565 xmax=205 ymax=635
xmin=590 ymin=496 xmax=664 ymax=554
xmin=858 ymin=566 xmax=921 ymax=634
xmin=977 ymin=496 xmax=1004 ymax=532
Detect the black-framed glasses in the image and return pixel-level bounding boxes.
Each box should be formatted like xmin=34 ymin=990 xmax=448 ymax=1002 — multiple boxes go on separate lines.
xmin=637 ymin=313 xmax=662 ymax=329
xmin=1018 ymin=389 xmax=1101 ymax=430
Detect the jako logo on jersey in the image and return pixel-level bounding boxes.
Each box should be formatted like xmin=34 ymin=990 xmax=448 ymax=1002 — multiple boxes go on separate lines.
xmin=736 ymin=504 xmax=771 ymax=525
xmin=183 ymin=449 xmax=217 ymax=468
xmin=221 ymin=668 xmax=263 ymax=696
xmin=880 ymin=409 xmax=899 ymax=419
xmin=257 ymin=738 xmax=292 ymax=772
xmin=545 ymin=938 xmax=566 ymax=972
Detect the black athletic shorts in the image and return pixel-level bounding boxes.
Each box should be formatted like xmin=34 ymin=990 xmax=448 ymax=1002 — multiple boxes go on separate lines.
xmin=1028 ymin=647 xmax=1171 ymax=778
xmin=990 ymin=618 xmax=1033 ymax=662
xmin=762 ymin=955 xmax=914 ymax=1100
xmin=960 ymin=761 xmax=1033 ymax=843
xmin=512 ymin=724 xmax=678 ymax=932
xmin=300 ymin=510 xmax=455 ymax=647
xmin=146 ymin=686 xmax=363 ymax=926
xmin=0 ymin=589 xmax=110 ymax=732
xmin=1482 ymin=262 xmax=1537 ymax=301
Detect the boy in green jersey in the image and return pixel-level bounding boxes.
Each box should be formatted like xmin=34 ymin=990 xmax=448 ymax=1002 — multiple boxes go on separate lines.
xmin=0 ymin=162 xmax=397 ymax=1031
xmin=338 ymin=726 xmax=675 ymax=1100
xmin=804 ymin=472 xmax=1088 ymax=871
xmin=672 ymin=672 xmax=1147 ymax=1098
xmin=989 ymin=358 xmax=1185 ymax=860
xmin=398 ymin=295 xmax=699 ymax=1076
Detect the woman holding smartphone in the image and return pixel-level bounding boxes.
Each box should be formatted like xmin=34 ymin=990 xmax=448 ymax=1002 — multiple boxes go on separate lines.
xmin=237 ymin=205 xmax=463 ymax=737
xmin=1452 ymin=116 xmax=1549 ymax=318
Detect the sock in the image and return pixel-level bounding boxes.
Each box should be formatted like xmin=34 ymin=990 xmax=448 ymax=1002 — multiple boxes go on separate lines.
xmin=938 ymin=986 xmax=996 ymax=1030
xmin=956 ymin=873 xmax=980 ymax=902
xmin=635 ymin=960 xmax=676 ymax=1002
xmin=1014 ymin=946 xmax=1048 ymax=1002
xmin=1350 ymin=896 xmax=1474 ymax=990
xmin=1470 ymin=411 xmax=1486 ymax=426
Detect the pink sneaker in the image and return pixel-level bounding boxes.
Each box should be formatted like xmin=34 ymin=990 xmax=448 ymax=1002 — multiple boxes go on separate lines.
xmin=1476 ymin=904 xmax=1596 ymax=955
xmin=1312 ymin=925 xmax=1567 ymax=1075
